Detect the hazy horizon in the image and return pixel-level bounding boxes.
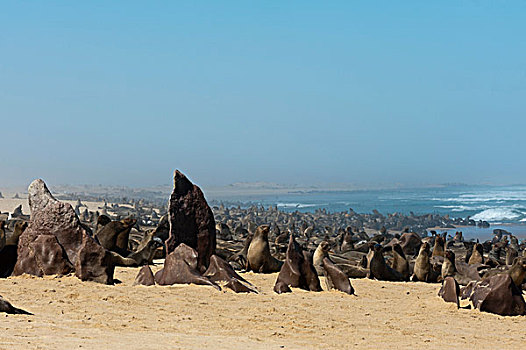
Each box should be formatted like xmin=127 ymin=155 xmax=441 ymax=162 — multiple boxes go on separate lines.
xmin=1 ymin=2 xmax=525 ymax=188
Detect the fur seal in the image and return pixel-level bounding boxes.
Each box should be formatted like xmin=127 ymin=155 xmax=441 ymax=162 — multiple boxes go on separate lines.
xmin=391 ymin=243 xmax=410 ymax=281
xmin=322 ymin=257 xmax=354 ymax=295
xmin=441 ymin=250 xmax=456 ymax=280
xmin=508 ymin=257 xmax=526 ymax=288
xmin=273 ymin=235 xmax=322 ymax=293
xmin=432 ymin=236 xmax=445 ymax=257
xmin=468 ymin=243 xmax=484 ymax=265
xmin=246 ymin=225 xmax=282 ymax=273
xmin=438 ymin=276 xmax=461 ymax=308
xmin=412 ymin=242 xmax=438 ymax=282
xmin=368 ymin=244 xmax=403 ymax=281
xmin=95 ymin=217 xmax=136 ymax=255
xmin=313 ymin=241 xmax=331 ymax=276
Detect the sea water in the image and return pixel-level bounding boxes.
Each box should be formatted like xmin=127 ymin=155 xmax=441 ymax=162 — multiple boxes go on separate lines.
xmin=211 ymin=184 xmax=526 ymax=240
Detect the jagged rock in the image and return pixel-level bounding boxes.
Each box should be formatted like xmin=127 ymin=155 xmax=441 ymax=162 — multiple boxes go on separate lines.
xmin=273 ymin=235 xmax=322 ymax=293
xmin=467 ymin=274 xmax=525 ymax=316
xmin=133 ymin=265 xmax=155 ymax=286
xmin=13 ymin=179 xmax=114 ymax=284
xmin=204 ymin=255 xmax=256 ymax=293
xmin=165 ymin=170 xmax=216 ymax=273
xmin=154 ymin=243 xmax=219 ymax=289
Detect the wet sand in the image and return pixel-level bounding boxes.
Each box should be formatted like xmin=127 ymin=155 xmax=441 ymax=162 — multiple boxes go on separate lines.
xmin=0 ymin=264 xmax=524 ymax=350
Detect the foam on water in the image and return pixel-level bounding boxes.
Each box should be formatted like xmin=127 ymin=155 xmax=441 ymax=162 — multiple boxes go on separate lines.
xmin=471 ymin=208 xmax=522 ymax=222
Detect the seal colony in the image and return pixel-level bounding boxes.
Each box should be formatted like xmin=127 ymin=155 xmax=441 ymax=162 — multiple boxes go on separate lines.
xmin=0 ymin=170 xmax=525 ymax=348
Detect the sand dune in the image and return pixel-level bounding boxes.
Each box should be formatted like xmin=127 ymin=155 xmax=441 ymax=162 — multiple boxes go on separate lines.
xmin=0 ymin=264 xmax=524 ymax=350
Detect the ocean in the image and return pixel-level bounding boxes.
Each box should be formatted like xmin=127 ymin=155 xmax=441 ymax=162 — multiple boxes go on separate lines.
xmin=210 ymin=185 xmax=526 ymax=240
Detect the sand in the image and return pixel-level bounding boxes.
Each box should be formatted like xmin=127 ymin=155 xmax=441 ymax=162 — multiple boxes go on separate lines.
xmin=0 ymin=265 xmax=524 ymax=350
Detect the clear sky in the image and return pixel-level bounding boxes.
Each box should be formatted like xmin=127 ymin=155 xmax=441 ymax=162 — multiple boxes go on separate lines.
xmin=1 ymin=1 xmax=525 ymax=188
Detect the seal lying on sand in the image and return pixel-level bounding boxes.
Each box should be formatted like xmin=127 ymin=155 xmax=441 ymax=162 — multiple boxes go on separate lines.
xmin=246 ymin=225 xmax=282 ymax=273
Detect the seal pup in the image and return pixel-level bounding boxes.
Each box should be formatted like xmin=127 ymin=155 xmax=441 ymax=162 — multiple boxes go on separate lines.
xmin=506 ymin=247 xmax=519 ymax=266
xmin=246 ymin=225 xmax=283 ymax=273
xmin=313 ymin=241 xmax=331 ymax=276
xmin=438 ymin=276 xmax=461 ymax=308
xmin=441 ymin=250 xmax=456 ymax=280
xmin=432 ymin=236 xmax=445 ymax=257
xmin=391 ymin=243 xmax=410 ymax=281
xmin=507 ymin=257 xmax=526 ymax=288
xmin=468 ymin=243 xmax=484 ymax=265
xmin=412 ymin=242 xmax=438 ymax=282
xmin=368 ymin=244 xmax=403 ymax=281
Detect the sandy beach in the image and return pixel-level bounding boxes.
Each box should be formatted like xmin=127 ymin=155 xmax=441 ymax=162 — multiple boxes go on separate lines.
xmin=1 ymin=264 xmax=524 ymax=350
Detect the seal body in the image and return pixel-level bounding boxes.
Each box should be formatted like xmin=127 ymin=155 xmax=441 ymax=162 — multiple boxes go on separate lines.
xmin=246 ymin=225 xmax=282 ymax=273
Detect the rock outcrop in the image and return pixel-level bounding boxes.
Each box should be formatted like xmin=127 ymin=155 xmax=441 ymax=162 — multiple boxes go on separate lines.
xmin=13 ymin=179 xmax=114 ymax=284
xmin=165 ymin=170 xmax=216 ymax=272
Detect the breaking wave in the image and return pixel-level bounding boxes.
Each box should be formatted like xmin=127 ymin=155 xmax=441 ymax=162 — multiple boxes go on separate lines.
xmin=471 ymin=208 xmax=522 ymax=222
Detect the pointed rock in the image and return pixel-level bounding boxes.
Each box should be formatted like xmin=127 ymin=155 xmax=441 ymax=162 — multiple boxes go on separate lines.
xmin=165 ymin=170 xmax=216 ymax=273
xmin=133 ymin=265 xmax=155 ymax=286
xmin=13 ymin=179 xmax=114 ymax=284
xmin=155 ymin=243 xmax=220 ymax=290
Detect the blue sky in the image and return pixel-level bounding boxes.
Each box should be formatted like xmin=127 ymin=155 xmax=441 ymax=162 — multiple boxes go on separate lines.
xmin=1 ymin=1 xmax=525 ymax=188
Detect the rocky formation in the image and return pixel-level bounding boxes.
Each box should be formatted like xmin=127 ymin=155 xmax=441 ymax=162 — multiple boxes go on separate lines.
xmin=133 ymin=265 xmax=156 ymax=286
xmin=165 ymin=170 xmax=216 ymax=272
xmin=154 ymin=243 xmax=219 ymax=289
xmin=13 ymin=179 xmax=114 ymax=284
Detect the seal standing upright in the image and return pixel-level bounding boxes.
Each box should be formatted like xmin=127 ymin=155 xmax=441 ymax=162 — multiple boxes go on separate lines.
xmin=246 ymin=225 xmax=282 ymax=273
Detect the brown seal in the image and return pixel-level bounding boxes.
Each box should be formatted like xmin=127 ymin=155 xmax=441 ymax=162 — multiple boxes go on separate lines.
xmin=95 ymin=217 xmax=136 ymax=256
xmin=204 ymin=255 xmax=256 ymax=293
xmin=441 ymin=250 xmax=456 ymax=280
xmin=273 ymin=235 xmax=322 ymax=293
xmin=391 ymin=243 xmax=410 ymax=281
xmin=246 ymin=225 xmax=282 ymax=273
xmin=438 ymin=276 xmax=460 ymax=308
xmin=432 ymin=236 xmax=445 ymax=257
xmin=322 ymin=257 xmax=354 ymax=295
xmin=368 ymin=244 xmax=403 ymax=281
xmin=468 ymin=243 xmax=484 ymax=265
xmin=507 ymin=257 xmax=526 ymax=288
xmin=412 ymin=242 xmax=438 ymax=282
xmin=313 ymin=241 xmax=331 ymax=276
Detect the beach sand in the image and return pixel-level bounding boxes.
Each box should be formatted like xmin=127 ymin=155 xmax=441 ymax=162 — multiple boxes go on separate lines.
xmin=0 ymin=265 xmax=524 ymax=350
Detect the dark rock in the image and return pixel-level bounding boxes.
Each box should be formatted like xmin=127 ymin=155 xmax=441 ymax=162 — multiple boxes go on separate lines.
xmin=0 ymin=295 xmax=32 ymax=315
xmin=468 ymin=274 xmax=525 ymax=316
xmin=133 ymin=265 xmax=155 ymax=286
xmin=154 ymin=243 xmax=220 ymax=290
xmin=204 ymin=255 xmax=256 ymax=293
xmin=165 ymin=170 xmax=216 ymax=273
xmin=13 ymin=179 xmax=114 ymax=284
